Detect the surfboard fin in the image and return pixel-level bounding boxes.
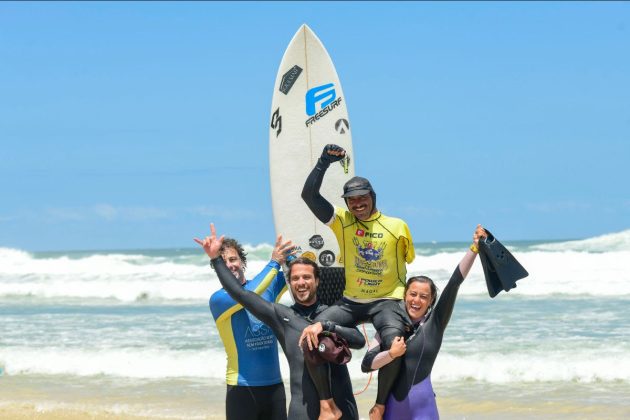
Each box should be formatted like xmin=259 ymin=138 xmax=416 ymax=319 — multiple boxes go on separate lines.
xmin=478 ymin=230 xmax=529 ymax=298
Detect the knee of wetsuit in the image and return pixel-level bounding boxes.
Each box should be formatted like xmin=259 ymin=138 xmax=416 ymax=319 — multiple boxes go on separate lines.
xmin=361 ymin=349 xmax=378 ymax=373
xmin=378 ymin=326 xmax=405 ymax=349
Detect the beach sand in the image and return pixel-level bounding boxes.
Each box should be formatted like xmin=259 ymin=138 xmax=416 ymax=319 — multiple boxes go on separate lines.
xmin=2 ymin=375 xmax=630 ymax=420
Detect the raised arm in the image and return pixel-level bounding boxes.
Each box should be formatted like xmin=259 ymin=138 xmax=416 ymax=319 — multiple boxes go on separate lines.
xmin=301 ymin=144 xmax=345 ymax=224
xmin=432 ymin=224 xmax=485 ymax=331
xmin=195 ymin=224 xmax=281 ymax=331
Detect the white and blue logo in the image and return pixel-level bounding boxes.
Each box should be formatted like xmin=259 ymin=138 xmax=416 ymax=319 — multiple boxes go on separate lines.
xmin=304 ymin=83 xmax=343 ymax=127
xmin=306 ymin=83 xmax=336 ymax=116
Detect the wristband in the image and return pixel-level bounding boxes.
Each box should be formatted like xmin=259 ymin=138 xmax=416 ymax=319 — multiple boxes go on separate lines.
xmin=470 ymin=243 xmax=479 ymax=254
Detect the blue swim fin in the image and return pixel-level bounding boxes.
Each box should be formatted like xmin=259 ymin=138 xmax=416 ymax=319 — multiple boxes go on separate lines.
xmin=478 ymin=230 xmax=528 ymax=298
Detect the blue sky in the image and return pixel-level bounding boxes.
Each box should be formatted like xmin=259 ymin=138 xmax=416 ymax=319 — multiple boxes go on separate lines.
xmin=1 ymin=2 xmax=628 ymax=251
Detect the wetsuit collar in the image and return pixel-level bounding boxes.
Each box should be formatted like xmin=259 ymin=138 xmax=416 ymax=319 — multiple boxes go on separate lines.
xmin=358 ymin=210 xmax=381 ymax=223
xmin=291 ymin=300 xmax=324 ymax=322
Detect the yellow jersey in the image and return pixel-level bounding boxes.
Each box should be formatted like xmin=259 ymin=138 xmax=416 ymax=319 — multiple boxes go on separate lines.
xmin=328 ymin=207 xmax=415 ymax=301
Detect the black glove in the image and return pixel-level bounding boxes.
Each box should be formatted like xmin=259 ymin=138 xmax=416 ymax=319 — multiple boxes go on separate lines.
xmin=319 ymin=144 xmax=346 ymax=166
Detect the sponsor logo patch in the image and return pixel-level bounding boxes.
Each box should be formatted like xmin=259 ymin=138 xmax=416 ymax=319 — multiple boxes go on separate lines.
xmin=335 ymin=118 xmax=350 ymax=134
xmin=318 ymin=250 xmax=335 ymax=267
xmin=356 ymin=229 xmax=365 ymax=237
xmin=306 ymin=83 xmax=336 ymax=116
xmin=301 ymin=251 xmax=317 ymax=262
xmin=279 ymin=65 xmax=303 ymax=95
xmin=309 ymin=234 xmax=324 ymax=249
xmin=270 ymin=108 xmax=282 ymax=137
xmin=304 ymin=83 xmax=343 ymax=127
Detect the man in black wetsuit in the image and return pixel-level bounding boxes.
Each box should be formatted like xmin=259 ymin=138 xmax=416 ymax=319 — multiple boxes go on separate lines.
xmin=196 ymin=224 xmax=365 ymax=420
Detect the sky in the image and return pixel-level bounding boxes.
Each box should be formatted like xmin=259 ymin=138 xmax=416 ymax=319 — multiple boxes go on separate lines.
xmin=1 ymin=1 xmax=629 ymax=251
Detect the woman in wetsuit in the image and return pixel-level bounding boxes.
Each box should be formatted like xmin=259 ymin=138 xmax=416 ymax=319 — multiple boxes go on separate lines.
xmin=361 ymin=225 xmax=486 ymax=420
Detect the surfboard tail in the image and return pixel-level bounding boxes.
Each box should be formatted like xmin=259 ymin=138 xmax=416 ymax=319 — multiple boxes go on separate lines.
xmin=478 ymin=230 xmax=529 ymax=298
xmin=317 ymin=267 xmax=346 ymax=306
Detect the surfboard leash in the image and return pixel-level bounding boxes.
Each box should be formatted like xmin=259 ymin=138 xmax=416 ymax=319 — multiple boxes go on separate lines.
xmin=353 ymin=323 xmax=373 ymax=396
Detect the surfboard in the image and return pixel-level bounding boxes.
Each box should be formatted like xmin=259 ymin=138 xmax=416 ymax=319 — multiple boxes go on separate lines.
xmin=269 ymin=24 xmax=354 ymax=304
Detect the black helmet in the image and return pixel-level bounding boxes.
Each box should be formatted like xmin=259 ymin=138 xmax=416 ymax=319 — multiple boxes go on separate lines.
xmin=341 ymin=176 xmax=374 ymax=198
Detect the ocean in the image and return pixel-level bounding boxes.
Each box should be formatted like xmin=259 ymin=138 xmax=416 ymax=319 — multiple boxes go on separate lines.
xmin=2 ymin=230 xmax=630 ymax=419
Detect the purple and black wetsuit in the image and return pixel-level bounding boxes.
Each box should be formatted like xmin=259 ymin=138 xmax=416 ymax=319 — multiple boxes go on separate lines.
xmin=362 ymin=257 xmax=472 ymax=420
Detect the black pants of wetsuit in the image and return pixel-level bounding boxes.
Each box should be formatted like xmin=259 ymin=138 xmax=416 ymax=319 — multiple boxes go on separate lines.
xmin=225 ymin=383 xmax=287 ymax=420
xmin=312 ymin=298 xmax=408 ymax=405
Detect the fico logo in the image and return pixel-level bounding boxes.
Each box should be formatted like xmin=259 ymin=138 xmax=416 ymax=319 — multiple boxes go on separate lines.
xmin=355 ymin=229 xmax=383 ymax=239
xmin=305 ymin=83 xmax=336 ymax=116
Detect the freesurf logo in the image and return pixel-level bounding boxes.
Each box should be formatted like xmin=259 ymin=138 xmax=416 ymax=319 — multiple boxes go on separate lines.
xmin=306 ymin=83 xmax=335 ymax=116
xmin=305 ymin=83 xmax=343 ymax=127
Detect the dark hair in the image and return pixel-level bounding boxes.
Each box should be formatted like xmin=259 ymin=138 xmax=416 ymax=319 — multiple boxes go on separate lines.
xmin=287 ymin=257 xmax=320 ymax=280
xmin=405 ymin=276 xmax=438 ymax=311
xmin=210 ymin=237 xmax=247 ymax=269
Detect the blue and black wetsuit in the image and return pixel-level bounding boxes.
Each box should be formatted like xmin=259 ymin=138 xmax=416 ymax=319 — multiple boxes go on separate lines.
xmin=210 ymin=260 xmax=288 ymax=420
xmin=211 ymin=256 xmax=365 ymax=420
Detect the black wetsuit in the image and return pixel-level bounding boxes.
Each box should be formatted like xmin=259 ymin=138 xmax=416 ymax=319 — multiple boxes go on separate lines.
xmin=361 ymin=265 xmax=466 ymax=419
xmin=212 ymin=257 xmax=364 ymax=420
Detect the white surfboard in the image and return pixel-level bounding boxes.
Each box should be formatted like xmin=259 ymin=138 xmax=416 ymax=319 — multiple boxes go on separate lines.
xmin=269 ymin=24 xmax=354 ymax=273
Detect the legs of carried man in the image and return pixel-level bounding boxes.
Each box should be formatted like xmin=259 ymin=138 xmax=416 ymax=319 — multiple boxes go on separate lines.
xmin=367 ymin=300 xmax=408 ymax=420
xmin=306 ymin=300 xmax=408 ymax=420
xmin=305 ymin=362 xmax=342 ymax=420
xmin=303 ymin=303 xmax=364 ymax=419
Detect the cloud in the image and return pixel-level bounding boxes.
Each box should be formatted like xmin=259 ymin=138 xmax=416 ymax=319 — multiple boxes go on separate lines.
xmin=46 ymin=207 xmax=87 ymax=221
xmin=398 ymin=205 xmax=448 ymax=218
xmin=93 ymin=204 xmax=118 ymax=220
xmin=525 ymin=201 xmax=593 ymax=213
xmin=45 ymin=205 xmax=171 ymax=222
xmin=187 ymin=206 xmax=259 ymax=221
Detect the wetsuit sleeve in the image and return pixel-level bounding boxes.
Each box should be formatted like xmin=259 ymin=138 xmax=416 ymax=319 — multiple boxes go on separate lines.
xmin=211 ymin=257 xmax=282 ymax=334
xmin=247 ymin=261 xmax=285 ymax=295
xmin=332 ymin=324 xmax=366 ymax=349
xmin=210 ymin=260 xmax=284 ymax=322
xmin=252 ymin=261 xmax=289 ymax=303
xmin=301 ymin=159 xmax=335 ymax=224
xmin=432 ymin=249 xmax=477 ymax=332
xmin=361 ymin=335 xmax=389 ymax=372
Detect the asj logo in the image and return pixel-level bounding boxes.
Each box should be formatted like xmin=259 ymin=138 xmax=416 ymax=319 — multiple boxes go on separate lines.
xmin=306 ymin=83 xmax=336 ymax=116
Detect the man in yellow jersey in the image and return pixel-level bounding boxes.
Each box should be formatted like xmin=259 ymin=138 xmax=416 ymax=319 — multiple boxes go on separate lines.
xmin=300 ymin=144 xmax=415 ymax=420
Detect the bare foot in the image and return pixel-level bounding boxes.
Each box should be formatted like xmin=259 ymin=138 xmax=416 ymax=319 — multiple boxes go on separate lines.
xmin=319 ymin=399 xmax=342 ymax=420
xmin=369 ymin=404 xmax=385 ymax=420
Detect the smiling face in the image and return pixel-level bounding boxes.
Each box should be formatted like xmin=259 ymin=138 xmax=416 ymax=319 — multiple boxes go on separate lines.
xmin=289 ymin=263 xmax=319 ymax=306
xmin=346 ymin=193 xmax=375 ymax=221
xmin=221 ymin=247 xmax=246 ymax=284
xmin=405 ymin=281 xmax=434 ymax=322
